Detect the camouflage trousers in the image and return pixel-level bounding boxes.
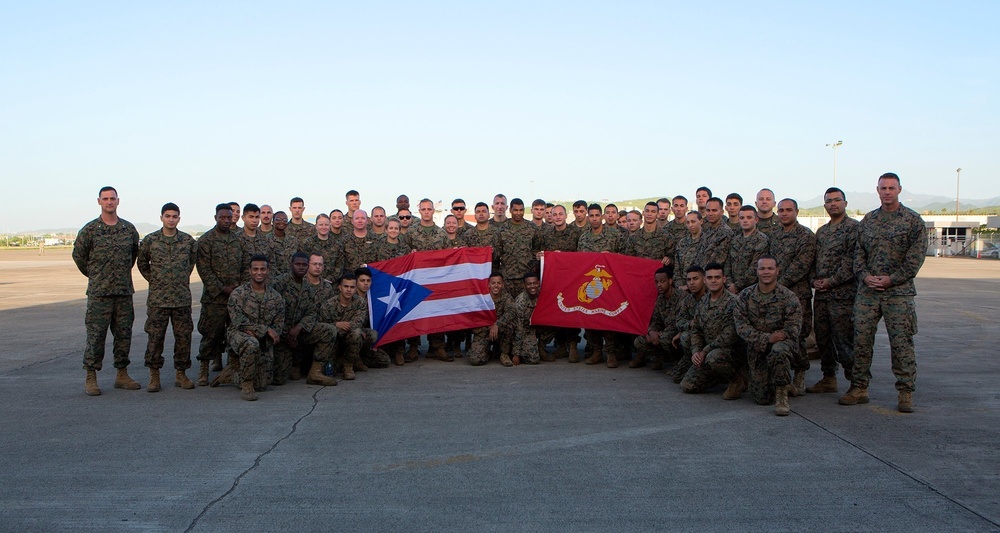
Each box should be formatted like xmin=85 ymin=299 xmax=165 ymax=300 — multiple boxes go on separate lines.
xmin=316 ymin=328 xmax=366 ymax=367
xmin=226 ymin=330 xmax=274 ymax=389
xmin=852 ymin=292 xmax=917 ymax=393
xmin=273 ymin=323 xmax=336 ymax=384
xmin=143 ymin=306 xmax=193 ymax=370
xmin=616 ymin=333 xmax=637 ymax=362
xmin=814 ymin=297 xmax=855 ymax=377
xmin=794 ymin=296 xmax=812 ymax=372
xmin=467 ymin=325 xmax=513 ymax=366
xmin=83 ymin=295 xmax=134 ymax=371
xmin=634 ymin=332 xmax=682 ymax=366
xmin=671 ymin=331 xmax=694 ymax=381
xmin=196 ymin=303 xmax=229 ymax=362
xmin=584 ymin=329 xmax=616 ymax=361
xmin=680 ymin=348 xmax=739 ymax=394
xmin=360 ymin=328 xmax=390 ymax=368
xmin=748 ymin=340 xmax=795 ymax=405
xmin=515 ymin=325 xmax=556 ymax=364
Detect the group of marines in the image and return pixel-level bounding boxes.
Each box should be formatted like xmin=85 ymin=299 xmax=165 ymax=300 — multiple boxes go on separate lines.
xmin=73 ymin=172 xmax=926 ymax=414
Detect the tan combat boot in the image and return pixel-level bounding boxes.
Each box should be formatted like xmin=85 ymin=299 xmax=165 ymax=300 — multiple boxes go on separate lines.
xmin=114 ymin=368 xmax=141 ymax=390
xmin=650 ymin=356 xmax=663 ymax=371
xmin=568 ymin=343 xmax=580 ymax=363
xmin=774 ymin=386 xmax=790 ymax=416
xmin=838 ymin=386 xmax=869 ymax=406
xmin=584 ymin=346 xmax=603 ymax=365
xmin=551 ymin=342 xmax=568 ymax=359
xmin=289 ymin=365 xmax=303 ymax=381
xmin=354 ymin=360 xmax=369 ymax=372
xmin=307 ymin=361 xmax=338 ymax=386
xmin=606 ymin=353 xmax=618 ymax=369
xmin=539 ymin=341 xmax=555 ymax=362
xmin=789 ymin=369 xmax=805 ymax=397
xmin=393 ymin=351 xmax=405 ymax=366
xmin=432 ymin=347 xmax=453 ymax=362
xmin=197 ymin=361 xmax=210 ymax=386
xmin=147 ymin=368 xmax=161 ymax=393
xmin=404 ymin=344 xmax=420 ymax=363
xmin=176 ymin=370 xmax=195 ymax=389
xmin=240 ymin=381 xmax=257 ymax=401
xmin=806 ymin=374 xmax=838 ymax=394
xmin=85 ymin=369 xmax=101 ymax=396
xmin=723 ymin=373 xmax=747 ymax=400
xmin=628 ymin=354 xmax=646 ymax=368
xmin=341 ymin=359 xmax=356 ymax=380
xmin=211 ymin=357 xmax=224 ymax=372
xmin=898 ymin=391 xmax=914 ymax=413
xmin=499 ymin=353 xmax=513 ymax=367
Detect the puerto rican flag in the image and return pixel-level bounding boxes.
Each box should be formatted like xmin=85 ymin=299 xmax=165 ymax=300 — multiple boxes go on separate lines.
xmin=366 ymin=247 xmax=496 ymax=347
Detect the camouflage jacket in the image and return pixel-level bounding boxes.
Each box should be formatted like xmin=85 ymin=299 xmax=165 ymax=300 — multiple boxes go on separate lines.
xmin=690 ymin=291 xmax=739 ymax=354
xmin=676 ymin=290 xmax=704 ymax=334
xmin=196 ymin=227 xmax=244 ymax=305
xmin=285 ymin=220 xmax=315 ymax=243
xmin=648 ymin=289 xmax=683 ymax=340
xmin=725 ymin=229 xmax=770 ymax=292
xmin=726 ymin=216 xmax=740 ymax=231
xmin=409 ymin=223 xmax=447 ymax=252
xmin=264 ymin=232 xmax=300 ymax=277
xmin=496 ymin=220 xmax=540 ymax=279
xmin=270 ymin=273 xmax=334 ymax=333
xmin=237 ymin=230 xmax=273 ymax=283
xmin=227 ymin=283 xmax=285 ymax=339
xmin=537 ymin=224 xmax=582 ymax=252
xmin=734 ymin=283 xmax=802 ymax=353
xmin=624 ymin=228 xmax=675 ymax=262
xmin=73 ymin=217 xmax=140 ymax=297
xmin=342 ymin=232 xmax=384 ymax=272
xmin=756 ymin=214 xmax=781 ymax=236
xmin=137 ymin=229 xmax=197 ymax=307
xmin=377 ymin=240 xmax=410 ymax=262
xmin=492 ymin=291 xmax=516 ymax=333
xmin=812 ymin=217 xmax=860 ymax=301
xmin=578 ymin=227 xmax=622 ymax=253
xmin=675 ymin=233 xmax=703 ymax=286
xmin=769 ymin=223 xmax=817 ymax=300
xmin=301 ymin=235 xmax=345 ymax=283
xmin=513 ymin=291 xmax=538 ymax=333
xmin=854 ymin=205 xmax=927 ymax=297
xmin=662 ymin=218 xmax=688 ymax=244
xmin=459 ymin=225 xmax=500 ymax=249
xmin=699 ymin=222 xmax=733 ymax=266
xmin=319 ymin=294 xmax=367 ymax=331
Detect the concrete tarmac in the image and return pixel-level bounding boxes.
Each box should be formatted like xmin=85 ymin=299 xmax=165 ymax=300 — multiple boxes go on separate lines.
xmin=1 ymin=249 xmax=998 ymax=532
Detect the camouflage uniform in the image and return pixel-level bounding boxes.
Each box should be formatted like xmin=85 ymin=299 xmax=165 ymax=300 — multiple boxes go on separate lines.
xmin=537 ymin=224 xmax=584 ymax=352
xmin=342 ymin=232 xmax=384 ymax=273
xmin=726 ymin=216 xmax=740 ymax=231
xmin=812 ymin=217 xmax=860 ymax=378
xmin=137 ymin=229 xmax=197 ymax=370
xmin=852 ymin=205 xmax=926 ymax=393
xmin=358 ymin=296 xmax=390 ymax=368
xmin=633 ymin=289 xmax=683 ymax=366
xmin=769 ymin=222 xmax=816 ymax=371
xmin=317 ymin=294 xmax=369 ymax=370
xmin=196 ymin=227 xmax=244 ymax=363
xmin=577 ymin=227 xmax=623 ymax=360
xmin=73 ymin=217 xmax=140 ymax=371
xmin=226 ymin=283 xmax=285 ymax=389
xmin=265 ymin=232 xmax=300 ymax=277
xmin=662 ymin=219 xmax=688 ymax=244
xmin=468 ymin=291 xmax=515 ymax=366
xmin=725 ymin=229 xmax=770 ymax=292
xmin=682 ymin=291 xmax=741 ymax=393
xmin=456 ymin=220 xmax=475 ymax=236
xmin=734 ymin=283 xmax=802 ymax=405
xmin=495 ymin=220 xmax=540 ymax=298
xmin=270 ymin=274 xmax=337 ymax=384
xmin=624 ymin=228 xmax=676 ymax=264
xmin=407 ymin=223 xmax=449 ymax=353
xmin=237 ymin=230 xmax=273 ymax=283
xmin=513 ymin=291 xmax=554 ymax=364
xmin=756 ymin=214 xmax=781 ymax=235
xmin=672 ymin=291 xmax=702 ymax=381
xmin=301 ymin=235 xmax=345 ymax=282
xmin=674 ymin=234 xmax=703 ymax=288
xmin=459 ymin=225 xmax=500 ymax=251
xmin=286 ymin=220 xmax=315 ymax=243
xmin=378 ymin=240 xmax=410 ymax=262
xmin=699 ymin=222 xmax=733 ymax=267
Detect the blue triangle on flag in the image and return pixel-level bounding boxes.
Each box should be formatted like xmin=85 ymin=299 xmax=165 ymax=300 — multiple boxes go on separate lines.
xmin=367 ymin=266 xmax=432 ymax=341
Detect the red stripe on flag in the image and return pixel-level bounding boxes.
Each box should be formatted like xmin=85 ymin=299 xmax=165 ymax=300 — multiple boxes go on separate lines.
xmin=422 ymin=278 xmax=490 ymax=301
xmin=376 ymin=310 xmax=497 ymax=346
xmin=370 ymin=247 xmax=493 ymax=275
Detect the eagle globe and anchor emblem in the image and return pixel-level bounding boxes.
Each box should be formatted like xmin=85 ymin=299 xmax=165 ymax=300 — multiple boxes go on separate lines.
xmin=556 ymin=264 xmax=629 ymax=316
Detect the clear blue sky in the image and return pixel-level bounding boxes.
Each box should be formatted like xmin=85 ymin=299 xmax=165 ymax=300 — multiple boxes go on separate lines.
xmin=2 ymin=1 xmax=997 ymax=231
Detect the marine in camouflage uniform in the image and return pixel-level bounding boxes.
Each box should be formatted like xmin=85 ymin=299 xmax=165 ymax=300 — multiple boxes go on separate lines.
xmin=495 ymin=218 xmax=540 ymax=299
xmin=811 ymin=213 xmax=860 ymax=383
xmin=73 ymin=210 xmax=140 ymax=373
xmin=769 ymin=215 xmax=816 ymax=377
xmin=671 ymin=289 xmax=701 ymax=382
xmin=468 ymin=290 xmax=515 ymax=366
xmin=578 ymin=221 xmax=623 ymax=365
xmin=756 ymin=214 xmax=781 ymax=235
xmin=237 ymin=229 xmax=273 ymax=283
xmin=317 ymin=290 xmax=369 ymax=377
xmin=512 ymin=284 xmax=553 ymax=364
xmin=662 ymin=218 xmax=688 ymax=244
xmin=536 ymin=216 xmax=583 ymax=359
xmin=633 ymin=281 xmax=683 ymax=369
xmin=675 ymin=233 xmax=704 ymax=289
xmin=624 ymin=226 xmax=676 ymax=265
xmin=137 ymin=226 xmax=197 ymax=372
xmin=226 ymin=280 xmax=285 ymax=393
xmin=407 ymin=220 xmax=449 ymax=357
xmin=734 ymin=281 xmax=802 ymax=405
xmin=301 ymin=234 xmax=345 ymax=282
xmin=681 ymin=290 xmax=740 ymax=393
xmin=725 ymin=227 xmax=769 ymax=293
xmin=270 ymin=271 xmax=337 ymax=385
xmin=196 ymin=214 xmax=244 ymax=374
xmin=265 ymin=231 xmax=299 ymax=277
xmin=286 ymin=219 xmax=315 ymax=243
xmin=699 ymin=221 xmax=733 ymax=267
xmin=847 ymin=178 xmax=926 ymax=405
xmin=342 ymin=232 xmax=384 ymax=273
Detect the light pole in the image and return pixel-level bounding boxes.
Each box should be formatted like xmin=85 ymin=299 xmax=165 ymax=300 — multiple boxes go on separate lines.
xmin=956 ymin=168 xmax=962 ymax=220
xmin=826 ymin=140 xmax=843 ymax=185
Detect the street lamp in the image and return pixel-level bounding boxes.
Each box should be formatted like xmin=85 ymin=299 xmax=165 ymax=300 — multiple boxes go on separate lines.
xmin=956 ymin=168 xmax=962 ymax=220
xmin=825 ymin=140 xmax=843 ymax=185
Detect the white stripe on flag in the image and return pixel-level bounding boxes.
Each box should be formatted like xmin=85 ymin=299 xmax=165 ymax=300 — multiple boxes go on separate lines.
xmin=395 ymin=261 xmax=492 ymax=285
xmin=397 ymin=294 xmax=495 ymax=323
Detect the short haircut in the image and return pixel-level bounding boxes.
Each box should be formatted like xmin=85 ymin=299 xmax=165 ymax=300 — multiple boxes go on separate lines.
xmin=655 ymin=265 xmax=674 ymax=279
xmin=419 ymin=198 xmax=433 ymax=206
xmin=291 ymin=251 xmax=309 ymax=262
xmin=475 ymin=201 xmax=489 ymax=210
xmin=879 ymin=172 xmax=901 ymax=185
xmin=290 ymin=197 xmax=304 ymax=205
xmin=686 ymin=210 xmax=703 ymax=220
xmin=696 ymin=186 xmax=712 ymax=197
xmin=523 ymin=271 xmax=540 ymax=281
xmin=825 ymin=187 xmax=846 ymax=200
xmin=372 ymin=206 xmax=386 ymax=215
xmin=545 ymin=202 xmax=554 ymax=209
xmin=758 ymin=254 xmax=778 ymax=265
xmin=673 ymin=195 xmax=688 ymax=204
xmin=161 ymin=202 xmax=180 ymax=215
xmin=243 ymin=203 xmax=260 ymax=214
xmin=706 ymin=197 xmax=723 ymax=209
xmin=726 ymin=193 xmax=743 ymax=203
xmin=685 ymin=265 xmax=706 ymax=275
xmin=605 ymin=203 xmax=618 ymax=211
xmin=779 ymin=198 xmax=799 ymax=210
xmin=444 ymin=214 xmax=458 ymax=222
xmin=452 ymin=198 xmax=466 ymax=206
xmin=338 ymin=273 xmax=357 ymax=284
xmin=494 ymin=193 xmax=507 ymax=201
xmin=657 ymin=197 xmax=670 ymax=205
xmin=588 ymin=203 xmax=602 ymax=212
xmin=228 ymin=201 xmax=240 ymax=209
xmin=489 ymin=271 xmax=504 ymax=279
xmin=99 ymin=186 xmax=117 ymax=196
xmin=249 ymin=254 xmax=269 ymax=266
xmin=573 ymin=200 xmax=588 ymax=209
xmin=757 ymin=188 xmax=774 ymax=196
xmin=552 ymin=204 xmax=566 ymax=214
xmin=738 ymin=205 xmax=758 ymax=215
xmin=355 ymin=267 xmax=372 ymax=278
xmin=645 ymin=201 xmax=658 ymax=209
xmin=704 ymin=261 xmax=724 ymax=273
xmin=215 ymin=203 xmax=232 ymax=214
xmin=346 ymin=189 xmax=360 ymax=198
xmin=510 ymin=198 xmax=524 ymax=208
xmin=532 ymin=198 xmax=546 ymax=207
xmin=274 ymin=210 xmax=287 ymax=217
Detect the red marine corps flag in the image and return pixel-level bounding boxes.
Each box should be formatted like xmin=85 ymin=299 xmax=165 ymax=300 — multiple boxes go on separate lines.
xmin=531 ymin=252 xmax=661 ymax=335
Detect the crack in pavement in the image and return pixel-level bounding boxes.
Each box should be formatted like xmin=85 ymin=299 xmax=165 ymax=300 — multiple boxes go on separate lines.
xmin=792 ymin=408 xmax=1000 ymax=529
xmin=183 ymin=386 xmax=325 ymax=533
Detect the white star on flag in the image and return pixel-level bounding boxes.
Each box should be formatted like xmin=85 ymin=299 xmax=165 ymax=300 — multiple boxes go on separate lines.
xmin=377 ymin=283 xmax=406 ymax=315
